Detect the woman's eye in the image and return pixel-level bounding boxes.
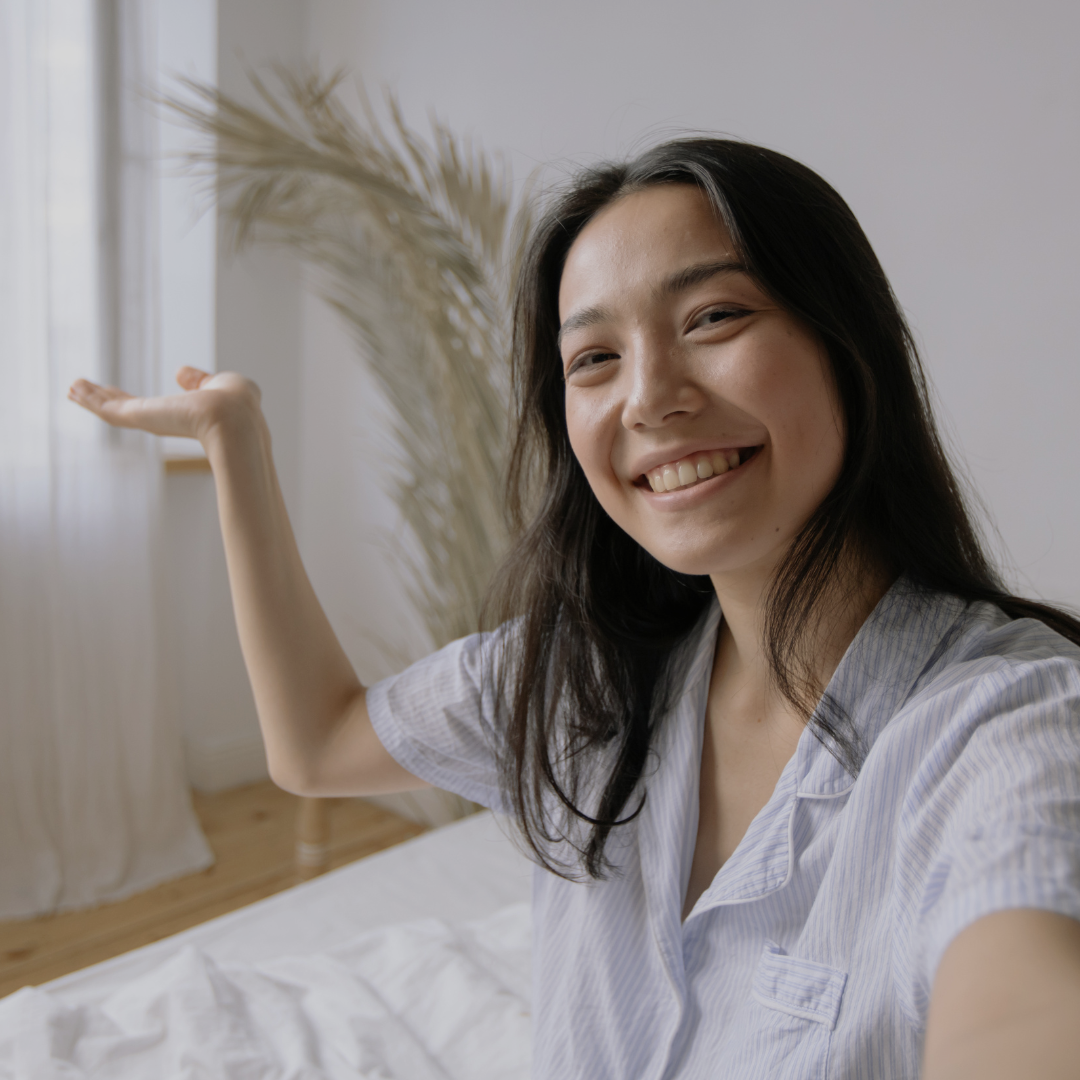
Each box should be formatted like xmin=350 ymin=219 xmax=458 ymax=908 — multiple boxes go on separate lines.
xmin=694 ymin=307 xmax=745 ymax=329
xmin=566 ymin=351 xmax=618 ymax=377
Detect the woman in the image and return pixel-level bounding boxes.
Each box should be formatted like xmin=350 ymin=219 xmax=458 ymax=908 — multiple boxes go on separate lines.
xmin=71 ymin=139 xmax=1080 ymax=1078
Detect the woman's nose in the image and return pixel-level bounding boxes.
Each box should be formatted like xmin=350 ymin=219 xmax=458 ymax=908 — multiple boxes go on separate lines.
xmin=620 ymin=338 xmax=703 ymax=430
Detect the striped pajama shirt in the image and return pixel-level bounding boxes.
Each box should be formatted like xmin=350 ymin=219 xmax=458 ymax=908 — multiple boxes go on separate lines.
xmin=368 ymin=578 xmax=1080 ymax=1078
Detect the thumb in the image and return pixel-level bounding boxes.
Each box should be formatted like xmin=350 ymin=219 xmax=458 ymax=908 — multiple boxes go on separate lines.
xmin=175 ymin=366 xmax=214 ymax=391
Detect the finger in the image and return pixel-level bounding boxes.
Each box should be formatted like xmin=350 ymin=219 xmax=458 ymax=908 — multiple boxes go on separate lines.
xmin=176 ymin=366 xmax=213 ymax=391
xmin=68 ymin=379 xmax=137 ymax=423
xmin=69 ymin=382 xmax=196 ymax=437
xmin=68 ymin=377 xmax=105 ymax=401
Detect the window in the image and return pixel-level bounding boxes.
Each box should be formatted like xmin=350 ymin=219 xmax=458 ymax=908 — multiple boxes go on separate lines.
xmin=155 ymin=0 xmax=216 ymax=460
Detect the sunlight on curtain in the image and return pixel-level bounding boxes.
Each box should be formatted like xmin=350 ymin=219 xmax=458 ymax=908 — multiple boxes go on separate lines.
xmin=0 ymin=0 xmax=211 ymax=918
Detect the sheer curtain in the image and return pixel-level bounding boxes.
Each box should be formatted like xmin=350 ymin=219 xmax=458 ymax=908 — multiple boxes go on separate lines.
xmin=0 ymin=0 xmax=211 ymax=917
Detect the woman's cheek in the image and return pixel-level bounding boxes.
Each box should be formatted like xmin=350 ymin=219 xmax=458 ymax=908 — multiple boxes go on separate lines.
xmin=565 ymin=395 xmax=613 ymax=482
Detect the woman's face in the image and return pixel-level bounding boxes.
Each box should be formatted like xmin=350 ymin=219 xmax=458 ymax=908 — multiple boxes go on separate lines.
xmin=558 ymin=183 xmax=844 ymax=583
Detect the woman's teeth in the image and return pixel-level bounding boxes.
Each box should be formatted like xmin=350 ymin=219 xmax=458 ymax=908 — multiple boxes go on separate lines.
xmin=646 ymin=449 xmax=745 ymax=493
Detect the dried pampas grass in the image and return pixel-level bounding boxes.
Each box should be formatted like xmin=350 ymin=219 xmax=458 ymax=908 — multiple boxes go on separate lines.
xmin=166 ymin=69 xmax=531 ymax=652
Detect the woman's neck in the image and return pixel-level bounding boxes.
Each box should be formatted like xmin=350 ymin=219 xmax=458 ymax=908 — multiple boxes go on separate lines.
xmin=709 ymin=560 xmax=893 ymax=712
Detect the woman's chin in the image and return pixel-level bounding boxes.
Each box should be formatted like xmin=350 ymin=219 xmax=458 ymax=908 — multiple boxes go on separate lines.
xmin=639 ymin=534 xmax=789 ymax=583
xmin=639 ymin=544 xmax=728 ymax=580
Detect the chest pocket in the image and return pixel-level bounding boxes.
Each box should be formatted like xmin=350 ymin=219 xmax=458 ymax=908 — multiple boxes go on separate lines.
xmin=723 ymin=942 xmax=848 ymax=1080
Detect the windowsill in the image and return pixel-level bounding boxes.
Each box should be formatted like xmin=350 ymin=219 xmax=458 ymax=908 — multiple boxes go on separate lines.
xmin=164 ymin=456 xmax=212 ymax=474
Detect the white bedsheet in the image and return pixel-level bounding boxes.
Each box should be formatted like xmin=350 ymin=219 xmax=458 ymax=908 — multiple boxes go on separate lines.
xmin=0 ymin=811 xmax=535 ymax=1079
xmin=45 ymin=810 xmax=532 ymax=1006
xmin=0 ymin=903 xmax=531 ymax=1079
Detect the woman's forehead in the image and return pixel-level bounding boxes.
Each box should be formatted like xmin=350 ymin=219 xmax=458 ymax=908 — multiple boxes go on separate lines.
xmin=558 ymin=185 xmax=740 ymax=320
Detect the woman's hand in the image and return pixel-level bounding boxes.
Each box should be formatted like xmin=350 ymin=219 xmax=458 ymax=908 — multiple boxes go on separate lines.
xmin=68 ymin=366 xmax=261 ymax=447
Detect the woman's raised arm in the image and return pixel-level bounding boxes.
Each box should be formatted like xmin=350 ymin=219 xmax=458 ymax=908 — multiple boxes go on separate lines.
xmin=69 ymin=366 xmax=429 ymax=798
xmin=922 ymin=909 xmax=1080 ymax=1079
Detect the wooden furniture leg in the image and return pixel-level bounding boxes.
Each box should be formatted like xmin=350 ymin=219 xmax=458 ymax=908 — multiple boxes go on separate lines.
xmin=295 ymin=796 xmax=332 ymax=880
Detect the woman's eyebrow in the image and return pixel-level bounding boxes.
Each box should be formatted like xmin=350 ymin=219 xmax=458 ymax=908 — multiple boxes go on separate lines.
xmin=659 ymin=259 xmax=748 ymax=297
xmin=557 ymin=305 xmax=611 ymax=348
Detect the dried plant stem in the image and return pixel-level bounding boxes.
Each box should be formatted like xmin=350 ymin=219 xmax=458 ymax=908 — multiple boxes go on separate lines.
xmin=168 ymin=69 xmax=531 ymax=650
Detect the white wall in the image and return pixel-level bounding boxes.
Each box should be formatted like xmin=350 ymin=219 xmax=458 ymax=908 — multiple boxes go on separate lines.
xmin=160 ymin=0 xmax=306 ymax=791
xmin=298 ymin=0 xmax=1080 ymax=630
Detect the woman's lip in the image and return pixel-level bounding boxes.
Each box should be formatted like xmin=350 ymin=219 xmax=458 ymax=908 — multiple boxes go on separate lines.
xmin=637 ymin=446 xmax=761 ymax=505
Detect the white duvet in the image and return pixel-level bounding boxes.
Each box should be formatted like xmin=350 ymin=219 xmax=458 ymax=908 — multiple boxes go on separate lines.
xmin=0 ymin=902 xmax=532 ymax=1080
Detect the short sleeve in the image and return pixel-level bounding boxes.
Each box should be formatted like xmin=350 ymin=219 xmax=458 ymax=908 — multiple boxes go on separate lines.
xmin=366 ymin=627 xmax=511 ymax=812
xmin=905 ymin=653 xmax=1080 ymax=1012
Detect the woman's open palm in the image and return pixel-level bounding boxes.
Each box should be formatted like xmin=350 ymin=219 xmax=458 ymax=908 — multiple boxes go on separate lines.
xmin=68 ymin=367 xmax=261 ymax=444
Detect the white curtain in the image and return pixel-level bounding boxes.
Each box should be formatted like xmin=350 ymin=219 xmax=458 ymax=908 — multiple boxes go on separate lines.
xmin=0 ymin=0 xmax=211 ymax=918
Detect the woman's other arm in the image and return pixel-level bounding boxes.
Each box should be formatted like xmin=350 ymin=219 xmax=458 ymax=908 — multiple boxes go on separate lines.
xmin=923 ymin=909 xmax=1080 ymax=1079
xmin=69 ymin=367 xmax=429 ymax=798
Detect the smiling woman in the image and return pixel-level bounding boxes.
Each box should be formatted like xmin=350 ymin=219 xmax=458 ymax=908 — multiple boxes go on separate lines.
xmin=68 ymin=137 xmax=1080 ymax=1078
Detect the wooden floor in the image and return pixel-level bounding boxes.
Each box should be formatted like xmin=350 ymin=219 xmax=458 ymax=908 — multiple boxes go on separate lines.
xmin=0 ymin=782 xmax=425 ymax=998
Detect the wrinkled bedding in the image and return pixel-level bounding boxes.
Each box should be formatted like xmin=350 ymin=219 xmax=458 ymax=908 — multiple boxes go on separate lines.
xmin=0 ymin=902 xmax=532 ymax=1079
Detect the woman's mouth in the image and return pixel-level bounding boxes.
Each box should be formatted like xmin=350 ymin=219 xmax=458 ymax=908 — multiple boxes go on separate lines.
xmin=637 ymin=446 xmax=763 ymax=493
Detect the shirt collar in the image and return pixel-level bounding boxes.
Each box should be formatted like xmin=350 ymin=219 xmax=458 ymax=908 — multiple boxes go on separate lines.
xmin=674 ymin=577 xmax=969 ymax=913
xmin=794 ymin=576 xmax=969 ymax=796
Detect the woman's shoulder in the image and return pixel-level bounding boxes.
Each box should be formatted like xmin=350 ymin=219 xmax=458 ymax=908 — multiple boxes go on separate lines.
xmin=877 ymin=592 xmax=1080 ymax=805
xmin=855 ymin=586 xmax=1080 ymax=798
xmin=881 ymin=595 xmax=1080 ymax=995
xmin=912 ymin=593 xmax=1080 ymax=707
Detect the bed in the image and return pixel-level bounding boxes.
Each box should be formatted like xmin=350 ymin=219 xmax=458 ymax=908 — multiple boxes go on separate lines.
xmin=0 ymin=811 xmax=534 ymax=1079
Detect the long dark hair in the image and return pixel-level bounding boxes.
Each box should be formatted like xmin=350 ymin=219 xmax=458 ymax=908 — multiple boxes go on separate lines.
xmin=486 ymin=137 xmax=1080 ymax=879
